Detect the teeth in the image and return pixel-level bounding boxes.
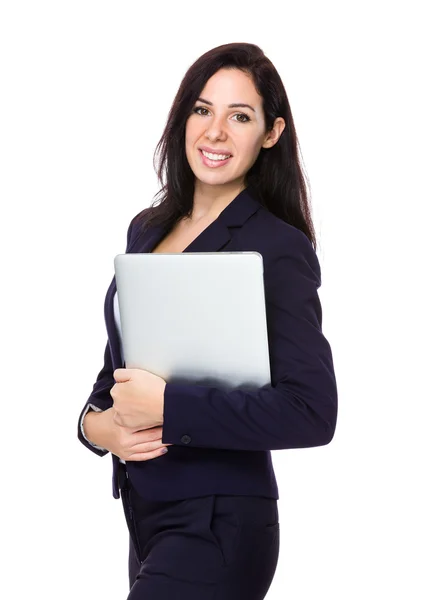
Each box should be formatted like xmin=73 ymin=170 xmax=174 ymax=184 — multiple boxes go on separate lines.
xmin=201 ymin=150 xmax=231 ymax=161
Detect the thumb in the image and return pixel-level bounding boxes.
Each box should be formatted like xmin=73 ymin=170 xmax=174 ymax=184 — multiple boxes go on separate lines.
xmin=113 ymin=368 xmax=133 ymax=383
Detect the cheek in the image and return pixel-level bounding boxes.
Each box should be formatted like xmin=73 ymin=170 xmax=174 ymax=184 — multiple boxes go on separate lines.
xmin=185 ymin=125 xmax=199 ymax=157
xmin=184 ymin=129 xmax=194 ymax=157
xmin=185 ymin=118 xmax=200 ymax=141
xmin=239 ymin=140 xmax=262 ymax=165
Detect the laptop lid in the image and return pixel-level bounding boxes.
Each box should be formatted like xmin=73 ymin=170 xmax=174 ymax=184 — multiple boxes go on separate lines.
xmin=113 ymin=252 xmax=271 ymax=390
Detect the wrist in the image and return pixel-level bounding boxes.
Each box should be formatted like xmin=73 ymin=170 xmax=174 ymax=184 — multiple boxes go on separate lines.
xmin=83 ymin=409 xmax=111 ymax=448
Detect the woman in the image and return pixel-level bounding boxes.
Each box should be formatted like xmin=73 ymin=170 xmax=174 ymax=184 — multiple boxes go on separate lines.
xmin=78 ymin=42 xmax=338 ymax=599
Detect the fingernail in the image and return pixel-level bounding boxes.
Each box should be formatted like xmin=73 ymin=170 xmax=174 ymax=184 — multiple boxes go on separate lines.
xmin=161 ymin=448 xmax=168 ymax=454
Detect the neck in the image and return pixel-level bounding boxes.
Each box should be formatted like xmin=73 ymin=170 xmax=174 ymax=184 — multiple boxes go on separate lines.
xmin=189 ymin=180 xmax=246 ymax=222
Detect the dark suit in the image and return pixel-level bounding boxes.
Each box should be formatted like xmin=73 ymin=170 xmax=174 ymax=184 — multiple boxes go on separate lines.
xmin=77 ymin=186 xmax=337 ymax=502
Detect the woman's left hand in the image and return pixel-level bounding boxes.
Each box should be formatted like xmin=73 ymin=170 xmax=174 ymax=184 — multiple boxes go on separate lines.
xmin=110 ymin=368 xmax=167 ymax=430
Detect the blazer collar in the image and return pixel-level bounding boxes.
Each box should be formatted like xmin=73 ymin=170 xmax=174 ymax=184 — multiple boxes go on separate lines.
xmin=105 ymin=185 xmax=263 ymax=367
xmin=130 ymin=185 xmax=262 ymax=255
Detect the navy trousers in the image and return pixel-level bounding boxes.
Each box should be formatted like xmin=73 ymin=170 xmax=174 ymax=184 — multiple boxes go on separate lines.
xmin=118 ymin=462 xmax=280 ymax=599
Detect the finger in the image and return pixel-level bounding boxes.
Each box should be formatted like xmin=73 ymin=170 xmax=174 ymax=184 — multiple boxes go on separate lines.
xmin=128 ymin=438 xmax=170 ymax=453
xmin=113 ymin=368 xmax=133 ymax=382
xmin=132 ymin=430 xmax=163 ymax=444
xmin=133 ymin=428 xmax=172 ymax=443
xmin=126 ymin=447 xmax=169 ymax=462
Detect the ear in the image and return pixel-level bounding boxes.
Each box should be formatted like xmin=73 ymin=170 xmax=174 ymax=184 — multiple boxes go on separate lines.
xmin=262 ymin=117 xmax=286 ymax=150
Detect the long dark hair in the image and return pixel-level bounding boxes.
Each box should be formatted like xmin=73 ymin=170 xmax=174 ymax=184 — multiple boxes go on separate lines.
xmin=136 ymin=42 xmax=317 ymax=250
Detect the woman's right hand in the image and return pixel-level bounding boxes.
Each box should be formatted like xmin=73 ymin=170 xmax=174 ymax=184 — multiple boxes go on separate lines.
xmin=84 ymin=407 xmax=173 ymax=461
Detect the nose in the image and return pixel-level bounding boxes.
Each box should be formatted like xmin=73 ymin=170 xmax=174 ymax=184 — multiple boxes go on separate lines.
xmin=205 ymin=115 xmax=228 ymax=142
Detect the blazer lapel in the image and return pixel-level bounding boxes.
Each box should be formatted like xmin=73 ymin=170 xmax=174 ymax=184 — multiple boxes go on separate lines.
xmin=105 ymin=186 xmax=262 ymax=368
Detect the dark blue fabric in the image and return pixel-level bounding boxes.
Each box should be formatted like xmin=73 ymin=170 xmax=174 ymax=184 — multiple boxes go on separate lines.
xmin=77 ymin=185 xmax=338 ymax=501
xmin=118 ymin=463 xmax=280 ymax=599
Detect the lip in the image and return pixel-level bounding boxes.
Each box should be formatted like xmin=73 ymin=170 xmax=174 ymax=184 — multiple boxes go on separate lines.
xmin=198 ymin=148 xmax=233 ymax=168
xmin=198 ymin=146 xmax=233 ymax=157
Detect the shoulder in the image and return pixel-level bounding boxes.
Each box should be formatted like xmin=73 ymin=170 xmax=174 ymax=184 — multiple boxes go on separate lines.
xmin=126 ymin=207 xmax=152 ymax=247
xmin=252 ymin=207 xmax=321 ymax=287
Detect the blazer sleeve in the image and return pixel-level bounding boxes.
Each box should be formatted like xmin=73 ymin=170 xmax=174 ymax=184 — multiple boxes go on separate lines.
xmin=77 ymin=217 xmax=136 ymax=456
xmin=161 ymin=229 xmax=338 ymax=451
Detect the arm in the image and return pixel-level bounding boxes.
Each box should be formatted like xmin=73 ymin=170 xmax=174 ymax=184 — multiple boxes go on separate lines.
xmin=80 ymin=404 xmax=108 ymax=452
xmin=161 ymin=230 xmax=337 ymax=451
xmin=77 ymin=340 xmax=116 ymax=456
xmin=77 ymin=215 xmax=138 ymax=456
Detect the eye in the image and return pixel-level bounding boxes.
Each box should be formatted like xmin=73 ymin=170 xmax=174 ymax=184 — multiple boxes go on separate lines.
xmin=192 ymin=106 xmax=251 ymax=123
xmin=193 ymin=106 xmax=210 ymax=116
xmin=233 ymin=113 xmax=251 ymax=123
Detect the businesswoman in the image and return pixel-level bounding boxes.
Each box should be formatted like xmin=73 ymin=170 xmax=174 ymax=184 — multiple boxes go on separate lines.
xmin=78 ymin=42 xmax=337 ymax=599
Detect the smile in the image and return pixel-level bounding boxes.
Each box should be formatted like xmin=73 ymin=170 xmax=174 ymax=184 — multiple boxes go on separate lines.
xmin=199 ymin=149 xmax=233 ymax=168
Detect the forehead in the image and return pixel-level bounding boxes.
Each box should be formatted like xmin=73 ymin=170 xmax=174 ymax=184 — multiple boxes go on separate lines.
xmin=199 ymin=68 xmax=262 ymax=109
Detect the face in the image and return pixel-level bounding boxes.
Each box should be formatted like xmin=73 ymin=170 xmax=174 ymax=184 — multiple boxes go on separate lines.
xmin=185 ymin=68 xmax=285 ymax=191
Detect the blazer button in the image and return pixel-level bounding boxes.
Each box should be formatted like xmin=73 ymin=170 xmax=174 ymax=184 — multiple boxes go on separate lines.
xmin=181 ymin=434 xmax=191 ymax=444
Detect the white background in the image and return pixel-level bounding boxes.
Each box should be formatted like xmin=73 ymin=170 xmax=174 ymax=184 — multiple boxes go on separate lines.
xmin=1 ymin=1 xmax=428 ymax=598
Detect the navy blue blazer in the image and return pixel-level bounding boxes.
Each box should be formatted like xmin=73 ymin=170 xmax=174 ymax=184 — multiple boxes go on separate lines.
xmin=77 ymin=186 xmax=337 ymax=501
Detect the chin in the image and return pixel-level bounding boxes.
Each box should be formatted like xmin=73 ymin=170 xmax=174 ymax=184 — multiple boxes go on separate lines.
xmin=196 ymin=173 xmax=234 ymax=186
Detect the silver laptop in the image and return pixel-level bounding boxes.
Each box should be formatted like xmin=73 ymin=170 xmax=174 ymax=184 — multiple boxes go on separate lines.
xmin=113 ymin=252 xmax=271 ymax=391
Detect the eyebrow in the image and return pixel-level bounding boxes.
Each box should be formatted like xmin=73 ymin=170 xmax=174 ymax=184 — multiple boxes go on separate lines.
xmin=196 ymin=97 xmax=256 ymax=113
